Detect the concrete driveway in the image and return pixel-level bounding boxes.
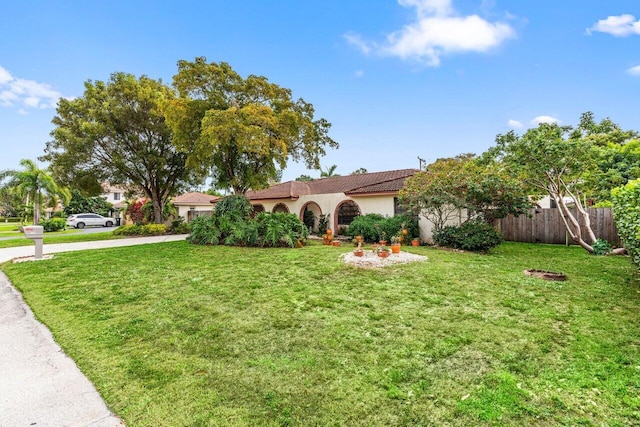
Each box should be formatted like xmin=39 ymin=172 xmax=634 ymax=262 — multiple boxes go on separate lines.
xmin=0 ymin=234 xmax=188 ymax=426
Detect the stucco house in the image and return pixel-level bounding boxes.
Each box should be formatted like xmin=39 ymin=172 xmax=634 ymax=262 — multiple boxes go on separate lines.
xmin=173 ymin=192 xmax=219 ymax=221
xmin=246 ymin=169 xmax=433 ymax=238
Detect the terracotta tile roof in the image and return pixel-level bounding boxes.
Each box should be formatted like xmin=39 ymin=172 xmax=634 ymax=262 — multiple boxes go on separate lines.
xmin=173 ymin=192 xmax=219 ymax=205
xmin=247 ymin=169 xmax=417 ymax=200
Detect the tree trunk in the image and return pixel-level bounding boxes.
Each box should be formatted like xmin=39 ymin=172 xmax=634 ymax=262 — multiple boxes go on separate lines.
xmin=554 ymin=194 xmax=594 ymax=253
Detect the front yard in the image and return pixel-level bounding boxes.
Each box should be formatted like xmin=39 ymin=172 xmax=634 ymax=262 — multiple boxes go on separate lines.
xmin=2 ymin=241 xmax=639 ymax=426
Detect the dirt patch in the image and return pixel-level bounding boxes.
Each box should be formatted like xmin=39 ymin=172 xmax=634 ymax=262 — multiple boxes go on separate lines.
xmin=523 ymin=269 xmax=566 ymax=281
xmin=341 ymin=250 xmax=428 ymax=268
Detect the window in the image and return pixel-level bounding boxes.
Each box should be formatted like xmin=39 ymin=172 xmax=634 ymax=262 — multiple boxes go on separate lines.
xmin=113 ymin=192 xmax=121 ymax=201
xmin=394 ymin=197 xmax=407 ymax=216
xmin=272 ymin=203 xmax=289 ymax=213
xmin=337 ymin=201 xmax=360 ymax=226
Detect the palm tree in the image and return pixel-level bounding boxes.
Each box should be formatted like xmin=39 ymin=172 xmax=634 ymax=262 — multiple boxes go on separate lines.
xmin=320 ymin=164 xmax=340 ymax=178
xmin=0 ymin=159 xmax=70 ymax=224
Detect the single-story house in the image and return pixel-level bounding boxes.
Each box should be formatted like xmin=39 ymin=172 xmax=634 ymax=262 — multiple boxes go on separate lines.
xmin=246 ymin=169 xmax=441 ymax=241
xmin=173 ymin=192 xmax=220 ymax=221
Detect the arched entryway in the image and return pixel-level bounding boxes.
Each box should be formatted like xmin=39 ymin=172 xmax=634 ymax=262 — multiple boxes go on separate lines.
xmin=335 ymin=200 xmax=361 ymax=234
xmin=300 ymin=202 xmax=322 ymax=233
xmin=272 ymin=203 xmax=290 ymax=213
xmin=251 ymin=204 xmax=265 ymax=218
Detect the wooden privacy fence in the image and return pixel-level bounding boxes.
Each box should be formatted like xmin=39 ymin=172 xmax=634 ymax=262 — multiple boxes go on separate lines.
xmin=493 ymin=208 xmax=622 ymax=247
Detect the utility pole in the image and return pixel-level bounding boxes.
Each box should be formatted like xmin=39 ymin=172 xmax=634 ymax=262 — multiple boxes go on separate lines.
xmin=417 ymin=156 xmax=426 ymax=170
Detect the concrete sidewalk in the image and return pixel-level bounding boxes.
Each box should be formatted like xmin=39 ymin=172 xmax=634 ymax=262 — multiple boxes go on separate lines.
xmin=0 ymin=234 xmax=188 ymax=426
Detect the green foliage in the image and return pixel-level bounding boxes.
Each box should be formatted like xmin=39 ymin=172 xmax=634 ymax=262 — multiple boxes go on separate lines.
xmin=169 ymin=217 xmax=190 ymax=234
xmin=592 ymin=238 xmax=612 ymax=256
xmin=39 ymin=218 xmax=66 ymax=232
xmin=113 ymin=224 xmax=167 ymax=236
xmin=44 ymin=72 xmax=201 ymax=224
xmin=612 ymin=179 xmax=640 ymax=268
xmin=346 ymin=214 xmax=419 ymax=243
xmin=188 ymin=210 xmax=307 ymax=248
xmin=432 ymin=220 xmax=503 ymax=252
xmin=64 ymin=189 xmax=113 ymax=216
xmin=400 ymin=154 xmax=530 ymax=229
xmin=302 ymin=208 xmax=315 ymax=231
xmin=317 ymin=213 xmax=330 ymax=235
xmin=167 ymin=57 xmax=338 ymax=194
xmin=214 ymin=195 xmax=253 ymax=221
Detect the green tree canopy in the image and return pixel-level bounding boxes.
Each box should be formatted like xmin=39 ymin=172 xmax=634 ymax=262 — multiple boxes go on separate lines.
xmin=63 ymin=189 xmax=113 ymax=217
xmin=43 ymin=72 xmax=202 ymax=223
xmin=0 ymin=159 xmax=70 ymax=224
xmin=399 ymin=154 xmax=529 ymax=230
xmin=166 ymin=57 xmax=338 ymax=194
xmin=485 ymin=112 xmax=636 ymax=253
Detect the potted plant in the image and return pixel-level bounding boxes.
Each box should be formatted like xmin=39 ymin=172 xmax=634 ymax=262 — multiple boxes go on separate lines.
xmin=379 ymin=231 xmax=387 ymax=246
xmin=377 ymin=245 xmax=390 ymax=258
xmin=353 ymin=241 xmax=364 ymax=257
xmin=332 ymin=240 xmax=341 ymax=247
xmin=411 ymin=238 xmax=420 ymax=247
xmin=322 ymin=233 xmax=333 ymax=245
xmin=390 ymin=235 xmax=401 ymax=254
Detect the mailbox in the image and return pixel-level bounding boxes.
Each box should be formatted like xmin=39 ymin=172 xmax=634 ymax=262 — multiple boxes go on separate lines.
xmin=23 ymin=225 xmax=44 ymax=239
xmin=23 ymin=225 xmax=44 ymax=259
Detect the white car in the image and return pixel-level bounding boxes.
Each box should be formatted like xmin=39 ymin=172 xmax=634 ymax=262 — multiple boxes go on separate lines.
xmin=66 ymin=213 xmax=116 ymax=229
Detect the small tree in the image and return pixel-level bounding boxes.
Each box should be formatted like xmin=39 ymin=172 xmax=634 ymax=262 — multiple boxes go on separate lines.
xmin=487 ymin=113 xmax=634 ymax=254
xmin=399 ymin=154 xmax=529 ymax=230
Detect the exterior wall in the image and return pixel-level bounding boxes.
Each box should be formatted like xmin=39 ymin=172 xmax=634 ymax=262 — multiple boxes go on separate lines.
xmin=251 ymin=193 xmax=397 ymax=232
xmin=417 ymin=208 xmax=468 ymax=243
xmin=177 ymin=204 xmax=214 ymax=221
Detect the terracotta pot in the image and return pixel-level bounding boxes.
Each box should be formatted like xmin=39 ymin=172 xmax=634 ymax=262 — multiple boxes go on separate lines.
xmin=411 ymin=239 xmax=420 ymax=247
xmin=378 ymin=250 xmax=390 ymax=258
xmin=332 ymin=240 xmax=341 ymax=247
xmin=391 ymin=243 xmax=401 ymax=254
xmin=354 ymin=250 xmax=364 ymax=257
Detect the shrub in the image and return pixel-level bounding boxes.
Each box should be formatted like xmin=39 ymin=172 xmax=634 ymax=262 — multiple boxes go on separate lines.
xmin=188 ymin=211 xmax=308 ymax=248
xmin=169 ymin=217 xmax=190 ymax=234
xmin=214 ymin=195 xmax=253 ymax=221
xmin=113 ymin=224 xmax=167 ymax=236
xmin=592 ymin=238 xmax=612 ymax=256
xmin=612 ymin=179 xmax=640 ymax=268
xmin=346 ymin=214 xmax=419 ymax=243
xmin=126 ymin=199 xmax=148 ymax=225
xmin=40 ymin=218 xmax=66 ymax=232
xmin=432 ymin=220 xmax=503 ymax=252
xmin=317 ymin=214 xmax=330 ymax=235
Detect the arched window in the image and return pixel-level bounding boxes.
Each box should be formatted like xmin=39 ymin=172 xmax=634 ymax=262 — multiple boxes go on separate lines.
xmin=336 ymin=200 xmax=360 ymax=227
xmin=272 ymin=203 xmax=289 ymax=213
xmin=251 ymin=204 xmax=265 ymax=218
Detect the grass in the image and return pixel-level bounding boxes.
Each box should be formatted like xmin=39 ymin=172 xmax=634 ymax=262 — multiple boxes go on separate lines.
xmin=0 ymin=229 xmax=124 ymax=248
xmin=1 ymin=241 xmax=639 ymax=426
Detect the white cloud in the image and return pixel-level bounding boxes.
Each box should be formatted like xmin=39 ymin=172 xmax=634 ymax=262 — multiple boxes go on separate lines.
xmin=354 ymin=70 xmax=365 ymax=78
xmin=0 ymin=65 xmax=63 ymax=112
xmin=345 ymin=0 xmax=516 ymax=66
xmin=507 ymin=119 xmax=522 ymax=129
xmin=627 ymin=65 xmax=640 ymax=76
xmin=587 ymin=14 xmax=640 ymax=37
xmin=531 ymin=115 xmax=560 ymax=125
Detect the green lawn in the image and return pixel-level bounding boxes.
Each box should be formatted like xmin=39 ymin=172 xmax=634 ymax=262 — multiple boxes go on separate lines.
xmin=0 ymin=230 xmax=124 ymax=248
xmin=2 ymin=242 xmax=639 ymax=426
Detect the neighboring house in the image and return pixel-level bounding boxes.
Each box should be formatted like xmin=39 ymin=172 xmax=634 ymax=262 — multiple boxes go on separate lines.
xmin=536 ymin=195 xmax=577 ymax=209
xmin=173 ymin=192 xmax=220 ymax=221
xmin=246 ymin=169 xmax=437 ymax=238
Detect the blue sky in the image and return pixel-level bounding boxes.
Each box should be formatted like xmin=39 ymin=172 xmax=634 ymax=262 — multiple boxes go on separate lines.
xmin=1 ymin=0 xmax=639 ymax=183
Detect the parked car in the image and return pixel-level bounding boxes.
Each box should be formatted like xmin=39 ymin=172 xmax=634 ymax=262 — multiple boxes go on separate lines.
xmin=66 ymin=213 xmax=116 ymax=229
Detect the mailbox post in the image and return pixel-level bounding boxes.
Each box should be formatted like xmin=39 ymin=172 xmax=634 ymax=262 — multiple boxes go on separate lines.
xmin=23 ymin=225 xmax=44 ymax=259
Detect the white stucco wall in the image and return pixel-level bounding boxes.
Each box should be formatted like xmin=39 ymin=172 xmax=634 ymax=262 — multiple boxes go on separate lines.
xmin=176 ymin=205 xmax=214 ymax=221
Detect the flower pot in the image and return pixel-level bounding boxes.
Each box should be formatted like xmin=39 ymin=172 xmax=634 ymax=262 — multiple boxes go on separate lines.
xmin=378 ymin=250 xmax=390 ymax=258
xmin=391 ymin=243 xmax=401 ymax=254
xmin=354 ymin=249 xmax=364 ymax=257
xmin=411 ymin=239 xmax=420 ymax=247
xmin=332 ymin=240 xmax=341 ymax=247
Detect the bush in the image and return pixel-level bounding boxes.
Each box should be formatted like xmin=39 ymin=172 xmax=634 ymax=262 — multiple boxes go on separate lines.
xmin=40 ymin=218 xmax=66 ymax=232
xmin=612 ymin=179 xmax=640 ymax=268
xmin=432 ymin=220 xmax=503 ymax=252
xmin=214 ymin=195 xmax=253 ymax=221
xmin=169 ymin=217 xmax=190 ymax=234
xmin=346 ymin=214 xmax=419 ymax=243
xmin=187 ymin=211 xmax=308 ymax=248
xmin=113 ymin=224 xmax=167 ymax=236
xmin=592 ymin=238 xmax=612 ymax=256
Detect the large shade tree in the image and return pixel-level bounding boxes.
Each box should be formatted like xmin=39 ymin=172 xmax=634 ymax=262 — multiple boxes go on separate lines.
xmin=166 ymin=57 xmax=338 ymax=194
xmin=0 ymin=159 xmax=70 ymax=224
xmin=485 ymin=112 xmax=635 ymax=253
xmin=42 ymin=73 xmax=202 ymax=223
